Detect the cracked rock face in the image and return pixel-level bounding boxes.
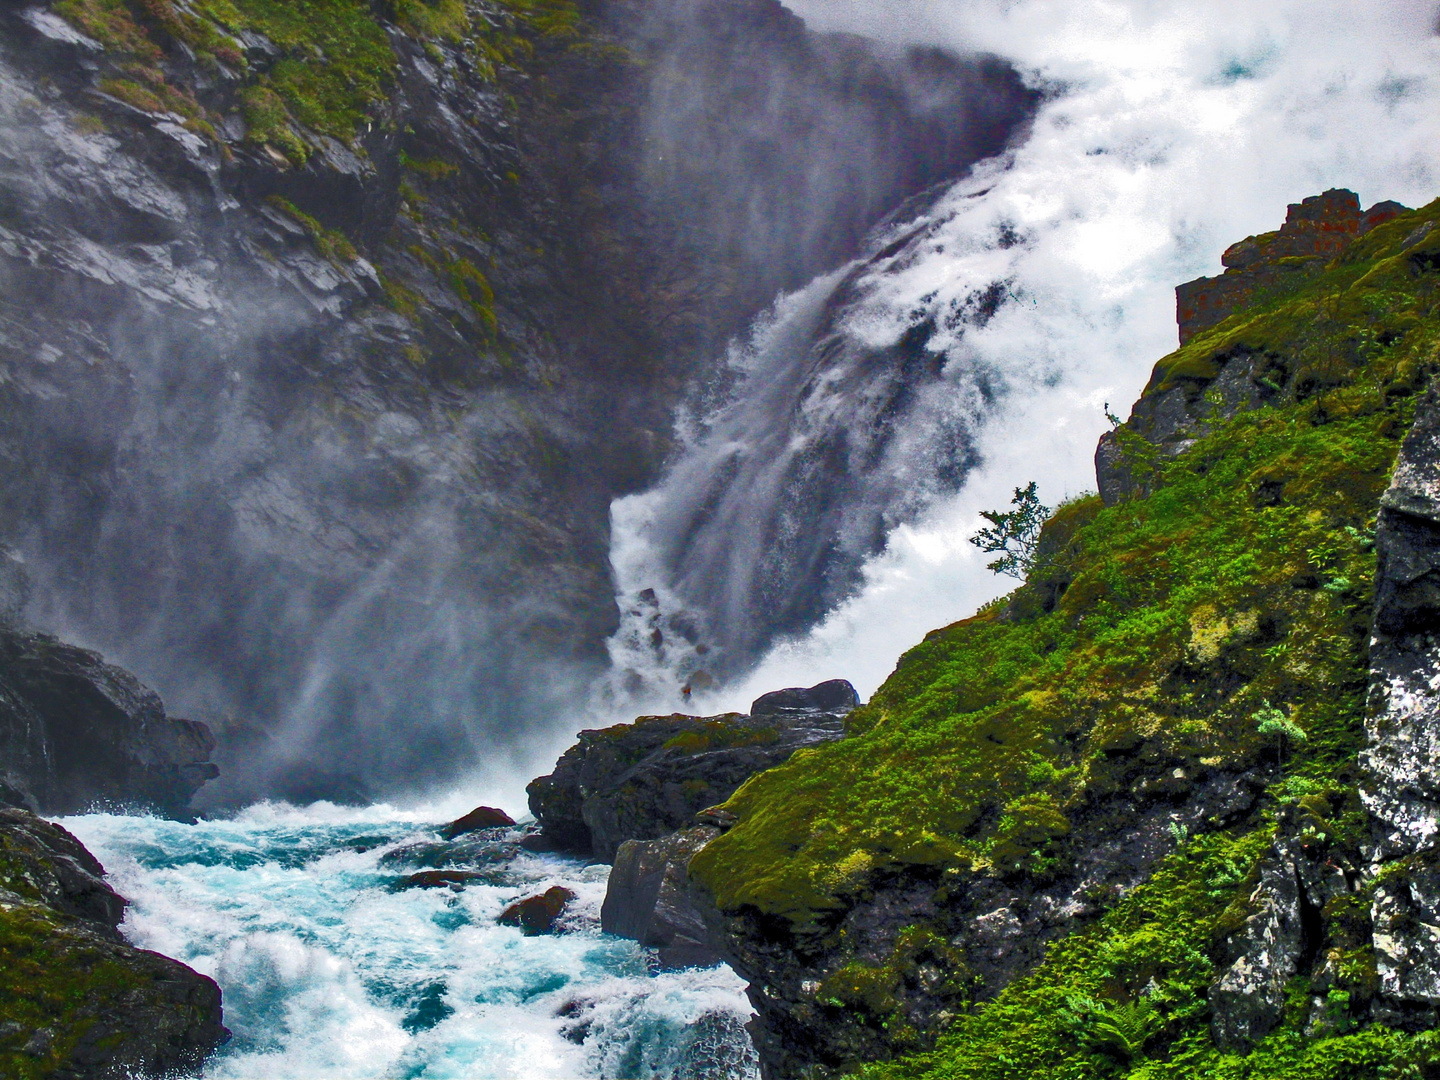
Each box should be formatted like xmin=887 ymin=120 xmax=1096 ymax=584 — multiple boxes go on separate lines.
xmin=1363 ymin=385 xmax=1440 ymax=854
xmin=1362 ymin=383 xmax=1440 ymax=1024
xmin=1373 ymin=853 xmax=1440 ymax=1011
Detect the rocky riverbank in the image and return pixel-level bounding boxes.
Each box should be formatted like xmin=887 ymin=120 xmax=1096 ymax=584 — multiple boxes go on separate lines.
xmin=0 ymin=808 xmax=227 ymax=1078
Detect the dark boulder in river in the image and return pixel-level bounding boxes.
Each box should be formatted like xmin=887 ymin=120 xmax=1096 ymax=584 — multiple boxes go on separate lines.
xmin=499 ymin=886 xmax=578 ymax=936
xmin=441 ymin=805 xmax=517 ymax=840
xmin=526 ymin=680 xmax=858 ymax=860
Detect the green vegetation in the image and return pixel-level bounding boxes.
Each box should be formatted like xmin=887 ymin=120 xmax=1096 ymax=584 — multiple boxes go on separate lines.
xmin=56 ymin=0 xmax=580 ymax=162
xmin=690 ymin=197 xmax=1440 ymax=1075
xmin=663 ymin=721 xmax=780 ymax=755
xmin=970 ymin=481 xmax=1050 ymax=580
xmin=266 ymin=195 xmax=359 ymax=264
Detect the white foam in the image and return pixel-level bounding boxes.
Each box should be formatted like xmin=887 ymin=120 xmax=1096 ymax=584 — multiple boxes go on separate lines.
xmin=668 ymin=0 xmax=1440 ymax=709
xmin=64 ymin=811 xmax=756 ymax=1080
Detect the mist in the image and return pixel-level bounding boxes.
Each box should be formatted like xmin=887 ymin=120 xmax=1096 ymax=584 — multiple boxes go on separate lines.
xmin=0 ymin=0 xmax=1048 ymax=810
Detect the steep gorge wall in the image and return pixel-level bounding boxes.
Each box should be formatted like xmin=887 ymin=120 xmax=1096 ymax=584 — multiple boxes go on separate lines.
xmin=0 ymin=0 xmax=1034 ymax=803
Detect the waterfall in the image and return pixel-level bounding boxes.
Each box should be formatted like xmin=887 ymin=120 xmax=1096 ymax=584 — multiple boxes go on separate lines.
xmin=603 ymin=0 xmax=1440 ymax=716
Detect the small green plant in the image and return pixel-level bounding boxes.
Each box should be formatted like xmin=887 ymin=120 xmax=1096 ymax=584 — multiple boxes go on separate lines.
xmin=1167 ymin=820 xmax=1189 ymax=845
xmin=1059 ymin=994 xmax=1164 ymax=1064
xmin=1255 ymin=700 xmax=1306 ymax=763
xmin=970 ymin=482 xmax=1050 ymax=580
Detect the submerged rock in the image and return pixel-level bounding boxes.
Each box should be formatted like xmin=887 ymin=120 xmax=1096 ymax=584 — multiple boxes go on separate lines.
xmin=394 ymin=870 xmax=490 ymax=891
xmin=527 ymin=680 xmax=856 ymax=860
xmin=0 ymin=808 xmax=228 ymax=1076
xmin=499 ymin=886 xmax=577 ymax=936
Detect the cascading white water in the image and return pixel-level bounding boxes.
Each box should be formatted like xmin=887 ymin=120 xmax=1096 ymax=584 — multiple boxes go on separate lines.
xmin=65 ymin=804 xmax=758 ymax=1080
xmin=605 ymin=0 xmax=1440 ymax=716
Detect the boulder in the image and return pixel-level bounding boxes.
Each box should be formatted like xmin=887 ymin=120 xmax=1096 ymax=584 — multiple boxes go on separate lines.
xmin=602 ymin=826 xmax=722 ymax=968
xmin=0 ymin=626 xmax=219 ymax=817
xmin=750 ymin=680 xmax=859 ymax=716
xmin=499 ymin=886 xmax=577 ymax=936
xmin=441 ymin=806 xmax=516 ymax=840
xmin=0 ymin=809 xmax=228 ymax=1075
xmin=394 ymin=870 xmax=489 ymax=891
xmin=527 ymin=680 xmax=857 ymax=860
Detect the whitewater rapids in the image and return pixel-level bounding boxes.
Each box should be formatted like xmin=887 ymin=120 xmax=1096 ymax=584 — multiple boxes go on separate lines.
xmin=63 ymin=804 xmax=758 ymax=1080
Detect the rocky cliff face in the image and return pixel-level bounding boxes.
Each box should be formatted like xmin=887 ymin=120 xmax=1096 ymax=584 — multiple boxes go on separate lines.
xmin=0 ymin=808 xmax=228 ymax=1077
xmin=0 ymin=0 xmax=1033 ymax=803
xmin=667 ymin=195 xmax=1440 ymax=1079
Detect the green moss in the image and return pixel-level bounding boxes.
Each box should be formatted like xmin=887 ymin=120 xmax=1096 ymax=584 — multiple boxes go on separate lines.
xmin=692 ymin=199 xmax=1440 ymax=928
xmin=447 ymin=257 xmax=498 ymax=333
xmin=0 ymin=902 xmax=155 ymax=1079
xmin=684 ymin=193 xmax=1440 ymax=1078
xmin=58 ymin=0 xmax=581 ymax=158
xmin=242 ymin=85 xmax=309 ymax=163
xmin=400 ymin=151 xmax=461 ymax=181
xmin=55 ymin=0 xmax=162 ymax=59
xmin=663 ymin=721 xmax=780 ymax=754
xmin=267 ymin=195 xmax=359 ymax=264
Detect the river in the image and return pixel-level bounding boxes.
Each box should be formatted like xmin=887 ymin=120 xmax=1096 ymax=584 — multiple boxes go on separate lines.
xmin=64 ymin=803 xmax=758 ymax=1080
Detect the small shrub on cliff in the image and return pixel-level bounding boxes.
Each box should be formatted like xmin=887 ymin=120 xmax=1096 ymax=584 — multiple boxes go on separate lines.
xmin=970 ymin=482 xmax=1049 ymax=579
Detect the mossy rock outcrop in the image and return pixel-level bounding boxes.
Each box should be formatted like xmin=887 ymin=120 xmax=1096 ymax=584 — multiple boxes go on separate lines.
xmin=528 ymin=679 xmax=856 ymax=860
xmin=0 ymin=808 xmax=227 ymax=1079
xmin=686 ymin=194 xmax=1440 ymax=1079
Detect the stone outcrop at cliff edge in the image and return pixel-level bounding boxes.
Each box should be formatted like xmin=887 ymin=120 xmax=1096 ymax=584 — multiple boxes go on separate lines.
xmin=527 ymin=680 xmax=857 ymax=861
xmin=0 ymin=625 xmax=218 ymax=817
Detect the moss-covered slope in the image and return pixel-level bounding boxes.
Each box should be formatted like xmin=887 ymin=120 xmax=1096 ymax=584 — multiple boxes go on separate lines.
xmin=690 ymin=197 xmax=1440 ymax=1078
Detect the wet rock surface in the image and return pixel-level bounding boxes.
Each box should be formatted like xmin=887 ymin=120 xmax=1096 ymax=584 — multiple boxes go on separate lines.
xmin=499 ymin=885 xmax=577 ymax=936
xmin=0 ymin=0 xmax=1034 ymax=806
xmin=0 ymin=808 xmax=228 ymax=1077
xmin=602 ymin=825 xmax=722 ymax=968
xmin=527 ymin=680 xmax=857 ymax=860
xmin=441 ymin=805 xmax=517 ymax=840
xmin=0 ymin=625 xmax=218 ymax=817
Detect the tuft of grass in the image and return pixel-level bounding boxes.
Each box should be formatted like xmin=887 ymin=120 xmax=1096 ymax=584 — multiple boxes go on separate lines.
xmin=266 ymin=195 xmax=359 ymax=264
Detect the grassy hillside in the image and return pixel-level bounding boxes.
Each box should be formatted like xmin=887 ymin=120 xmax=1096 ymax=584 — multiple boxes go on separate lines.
xmin=691 ymin=199 xmax=1440 ymax=1076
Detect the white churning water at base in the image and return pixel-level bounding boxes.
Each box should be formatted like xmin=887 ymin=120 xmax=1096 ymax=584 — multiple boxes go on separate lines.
xmin=64 ymin=804 xmax=758 ymax=1080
